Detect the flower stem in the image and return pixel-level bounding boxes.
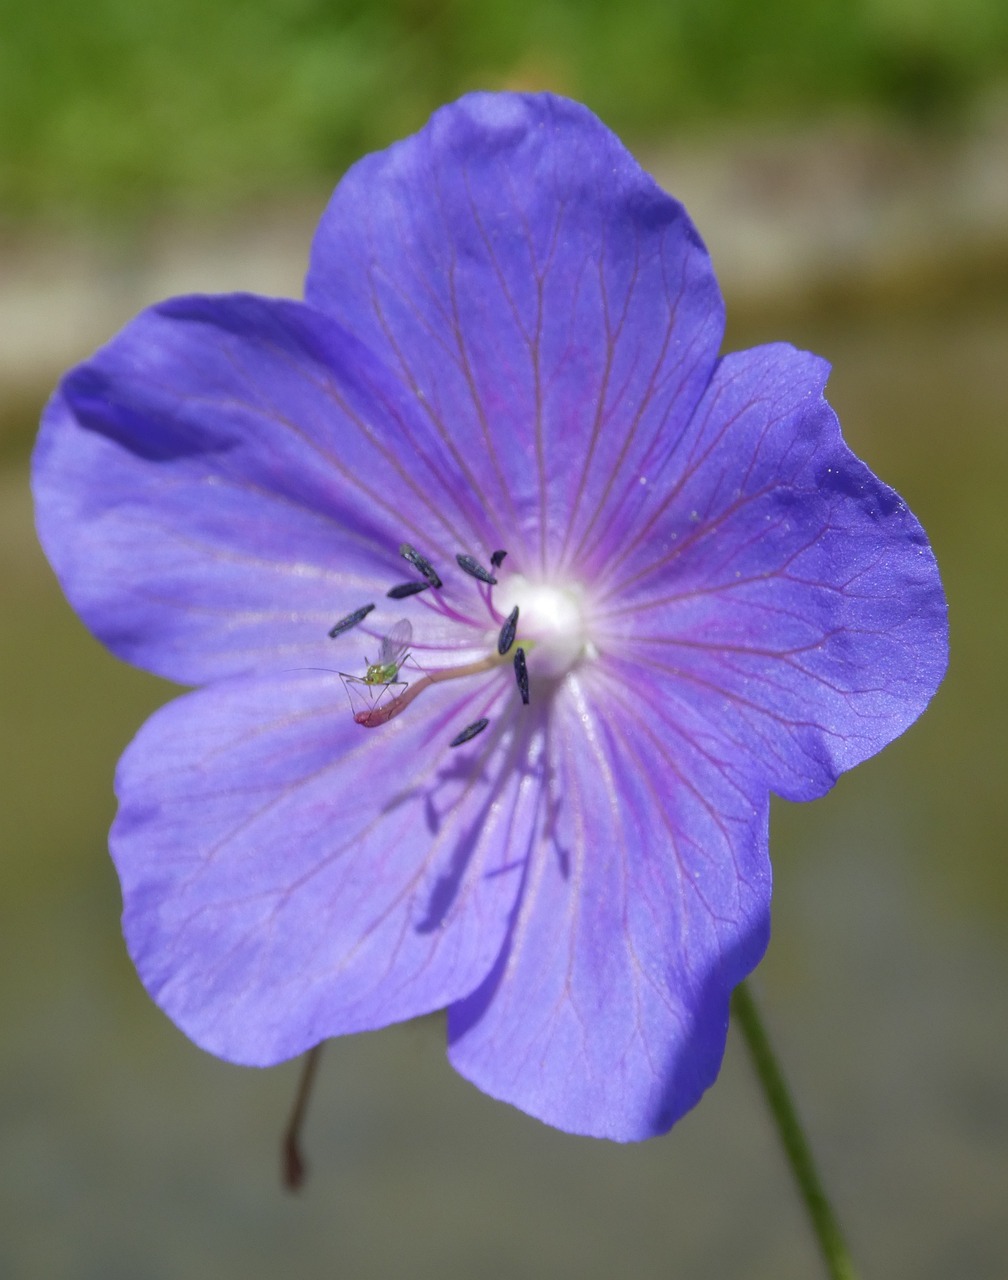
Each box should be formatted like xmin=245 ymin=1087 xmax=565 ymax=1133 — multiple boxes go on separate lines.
xmin=731 ymin=981 xmax=860 ymax=1280
xmin=281 ymin=1042 xmax=324 ymax=1191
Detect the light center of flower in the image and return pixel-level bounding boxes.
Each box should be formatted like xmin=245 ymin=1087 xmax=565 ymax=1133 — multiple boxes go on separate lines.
xmin=496 ymin=575 xmax=593 ymax=679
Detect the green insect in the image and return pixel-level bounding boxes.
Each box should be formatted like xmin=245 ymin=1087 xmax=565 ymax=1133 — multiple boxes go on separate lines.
xmin=362 ymin=618 xmax=412 ymax=683
xmin=339 ymin=618 xmax=413 ymax=724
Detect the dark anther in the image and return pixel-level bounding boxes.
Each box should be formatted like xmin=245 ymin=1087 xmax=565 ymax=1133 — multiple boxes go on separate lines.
xmin=387 ymin=581 xmax=431 ymax=599
xmin=328 ymin=603 xmax=375 ymax=639
xmin=449 ymin=717 xmax=490 ymax=747
xmin=490 ymin=549 xmax=507 ymax=569
xmin=497 ymin=606 xmax=519 ymax=656
xmin=456 ymin=553 xmax=497 ymax=585
xmin=514 ymin=647 xmax=529 ymax=705
xmin=399 ymin=543 xmax=442 ymax=588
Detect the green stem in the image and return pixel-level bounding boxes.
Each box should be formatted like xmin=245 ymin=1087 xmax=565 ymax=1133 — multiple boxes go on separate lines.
xmin=731 ymin=981 xmax=860 ymax=1280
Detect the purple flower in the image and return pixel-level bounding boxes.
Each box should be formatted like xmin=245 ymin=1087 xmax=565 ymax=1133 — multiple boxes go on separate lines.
xmin=32 ymin=93 xmax=947 ymax=1140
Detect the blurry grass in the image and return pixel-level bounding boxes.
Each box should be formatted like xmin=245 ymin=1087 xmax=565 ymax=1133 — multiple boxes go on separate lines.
xmin=2 ymin=0 xmax=1008 ymax=229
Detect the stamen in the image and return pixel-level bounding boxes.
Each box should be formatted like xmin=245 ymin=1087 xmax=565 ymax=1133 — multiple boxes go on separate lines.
xmin=514 ymin=647 xmax=529 ymax=705
xmin=450 ymin=717 xmax=490 ymax=747
xmin=387 ymin=581 xmax=430 ymax=599
xmin=490 ymin=549 xmax=507 ymax=568
xmin=456 ymin=553 xmax=497 ymax=585
xmin=328 ymin=603 xmax=375 ymax=639
xmin=497 ymin=605 xmax=519 ymax=656
xmin=399 ymin=543 xmax=442 ymax=588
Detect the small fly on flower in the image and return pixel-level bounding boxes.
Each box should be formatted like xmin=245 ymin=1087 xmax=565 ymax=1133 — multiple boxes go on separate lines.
xmin=362 ymin=617 xmax=413 ymax=684
xmin=339 ymin=618 xmax=413 ymax=725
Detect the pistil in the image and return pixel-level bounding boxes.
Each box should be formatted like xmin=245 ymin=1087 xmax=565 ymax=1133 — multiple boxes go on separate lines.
xmin=354 ymin=649 xmax=510 ymax=727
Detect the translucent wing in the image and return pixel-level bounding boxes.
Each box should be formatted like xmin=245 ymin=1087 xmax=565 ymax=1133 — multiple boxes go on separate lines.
xmin=378 ymin=618 xmax=412 ymax=667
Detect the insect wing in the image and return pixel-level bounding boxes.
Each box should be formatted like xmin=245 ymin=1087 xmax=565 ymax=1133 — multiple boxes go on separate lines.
xmin=378 ymin=618 xmax=413 ymax=668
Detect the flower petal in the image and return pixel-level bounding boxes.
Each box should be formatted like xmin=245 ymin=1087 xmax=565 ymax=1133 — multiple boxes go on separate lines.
xmin=446 ymin=669 xmax=770 ymax=1140
xmin=31 ymin=293 xmax=495 ymax=685
xmin=594 ymin=343 xmax=948 ymax=799
xmin=111 ymin=670 xmax=529 ymax=1065
xmin=306 ymin=91 xmax=725 ymax=578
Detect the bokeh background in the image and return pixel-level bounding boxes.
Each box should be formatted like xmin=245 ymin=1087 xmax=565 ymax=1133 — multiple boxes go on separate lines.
xmin=2 ymin=2 xmax=1006 ymax=1277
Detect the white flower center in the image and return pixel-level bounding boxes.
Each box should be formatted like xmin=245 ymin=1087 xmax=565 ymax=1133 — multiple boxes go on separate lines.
xmin=496 ymin=575 xmax=594 ymax=679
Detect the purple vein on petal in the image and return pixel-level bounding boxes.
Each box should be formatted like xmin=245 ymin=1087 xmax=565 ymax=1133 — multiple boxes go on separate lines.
xmin=149 ymin=468 xmax=401 ymax=583
xmin=385 ymin=690 xmax=545 ymax=946
xmin=155 ymin=304 xmax=476 ymax=554
xmin=557 ymin=228 xmax=716 ymax=582
xmin=575 ymin=253 xmax=722 ymax=578
xmin=632 ymin=363 xmax=805 ymax=571
xmin=448 ymin=252 xmax=523 ymax=533
xmin=517 ymin=187 xmax=566 ymax=574
xmin=560 ymin=229 xmax=657 ymax=565
xmin=363 ymin=258 xmax=509 ymax=549
xmin=458 ymin=163 xmax=547 ymax=546
xmin=597 ymin=490 xmax=832 ymax=620
xmin=590 ymin=663 xmax=749 ymax=838
xmin=600 ymin=717 xmax=732 ymax=934
xmin=482 ymin=717 xmax=583 ymax=1041
xmin=452 ymin=668 xmax=747 ymax=1110
xmin=585 ymin=710 xmax=758 ymax=1005
xmin=289 ymin=226 xmax=493 ymax=547
xmin=472 ymin=130 xmax=571 ymax=573
xmin=581 ymin=309 xmax=720 ymax=581
xmin=169 ymin=679 xmax=526 ymax=953
xmin=554 ymin=221 xmax=628 ymax=570
xmin=590 ymin=381 xmax=785 ymax=604
xmin=366 ymin=149 xmax=527 ymax=545
xmin=227 ymin=324 xmax=480 ymax=549
xmin=601 ymin=645 xmax=852 ymax=784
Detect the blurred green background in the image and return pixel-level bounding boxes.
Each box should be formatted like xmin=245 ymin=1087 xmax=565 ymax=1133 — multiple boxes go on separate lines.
xmin=3 ymin=0 xmax=1008 ymax=228
xmin=2 ymin=2 xmax=1006 ymax=1278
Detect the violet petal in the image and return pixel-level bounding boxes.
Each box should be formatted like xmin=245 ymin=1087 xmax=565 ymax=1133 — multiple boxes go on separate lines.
xmin=447 ymin=670 xmax=770 ymax=1140
xmin=593 ymin=343 xmax=948 ymax=800
xmin=306 ymin=92 xmax=725 ymax=575
xmin=112 ymin=669 xmax=524 ymax=1064
xmin=32 ymin=293 xmax=494 ymax=684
